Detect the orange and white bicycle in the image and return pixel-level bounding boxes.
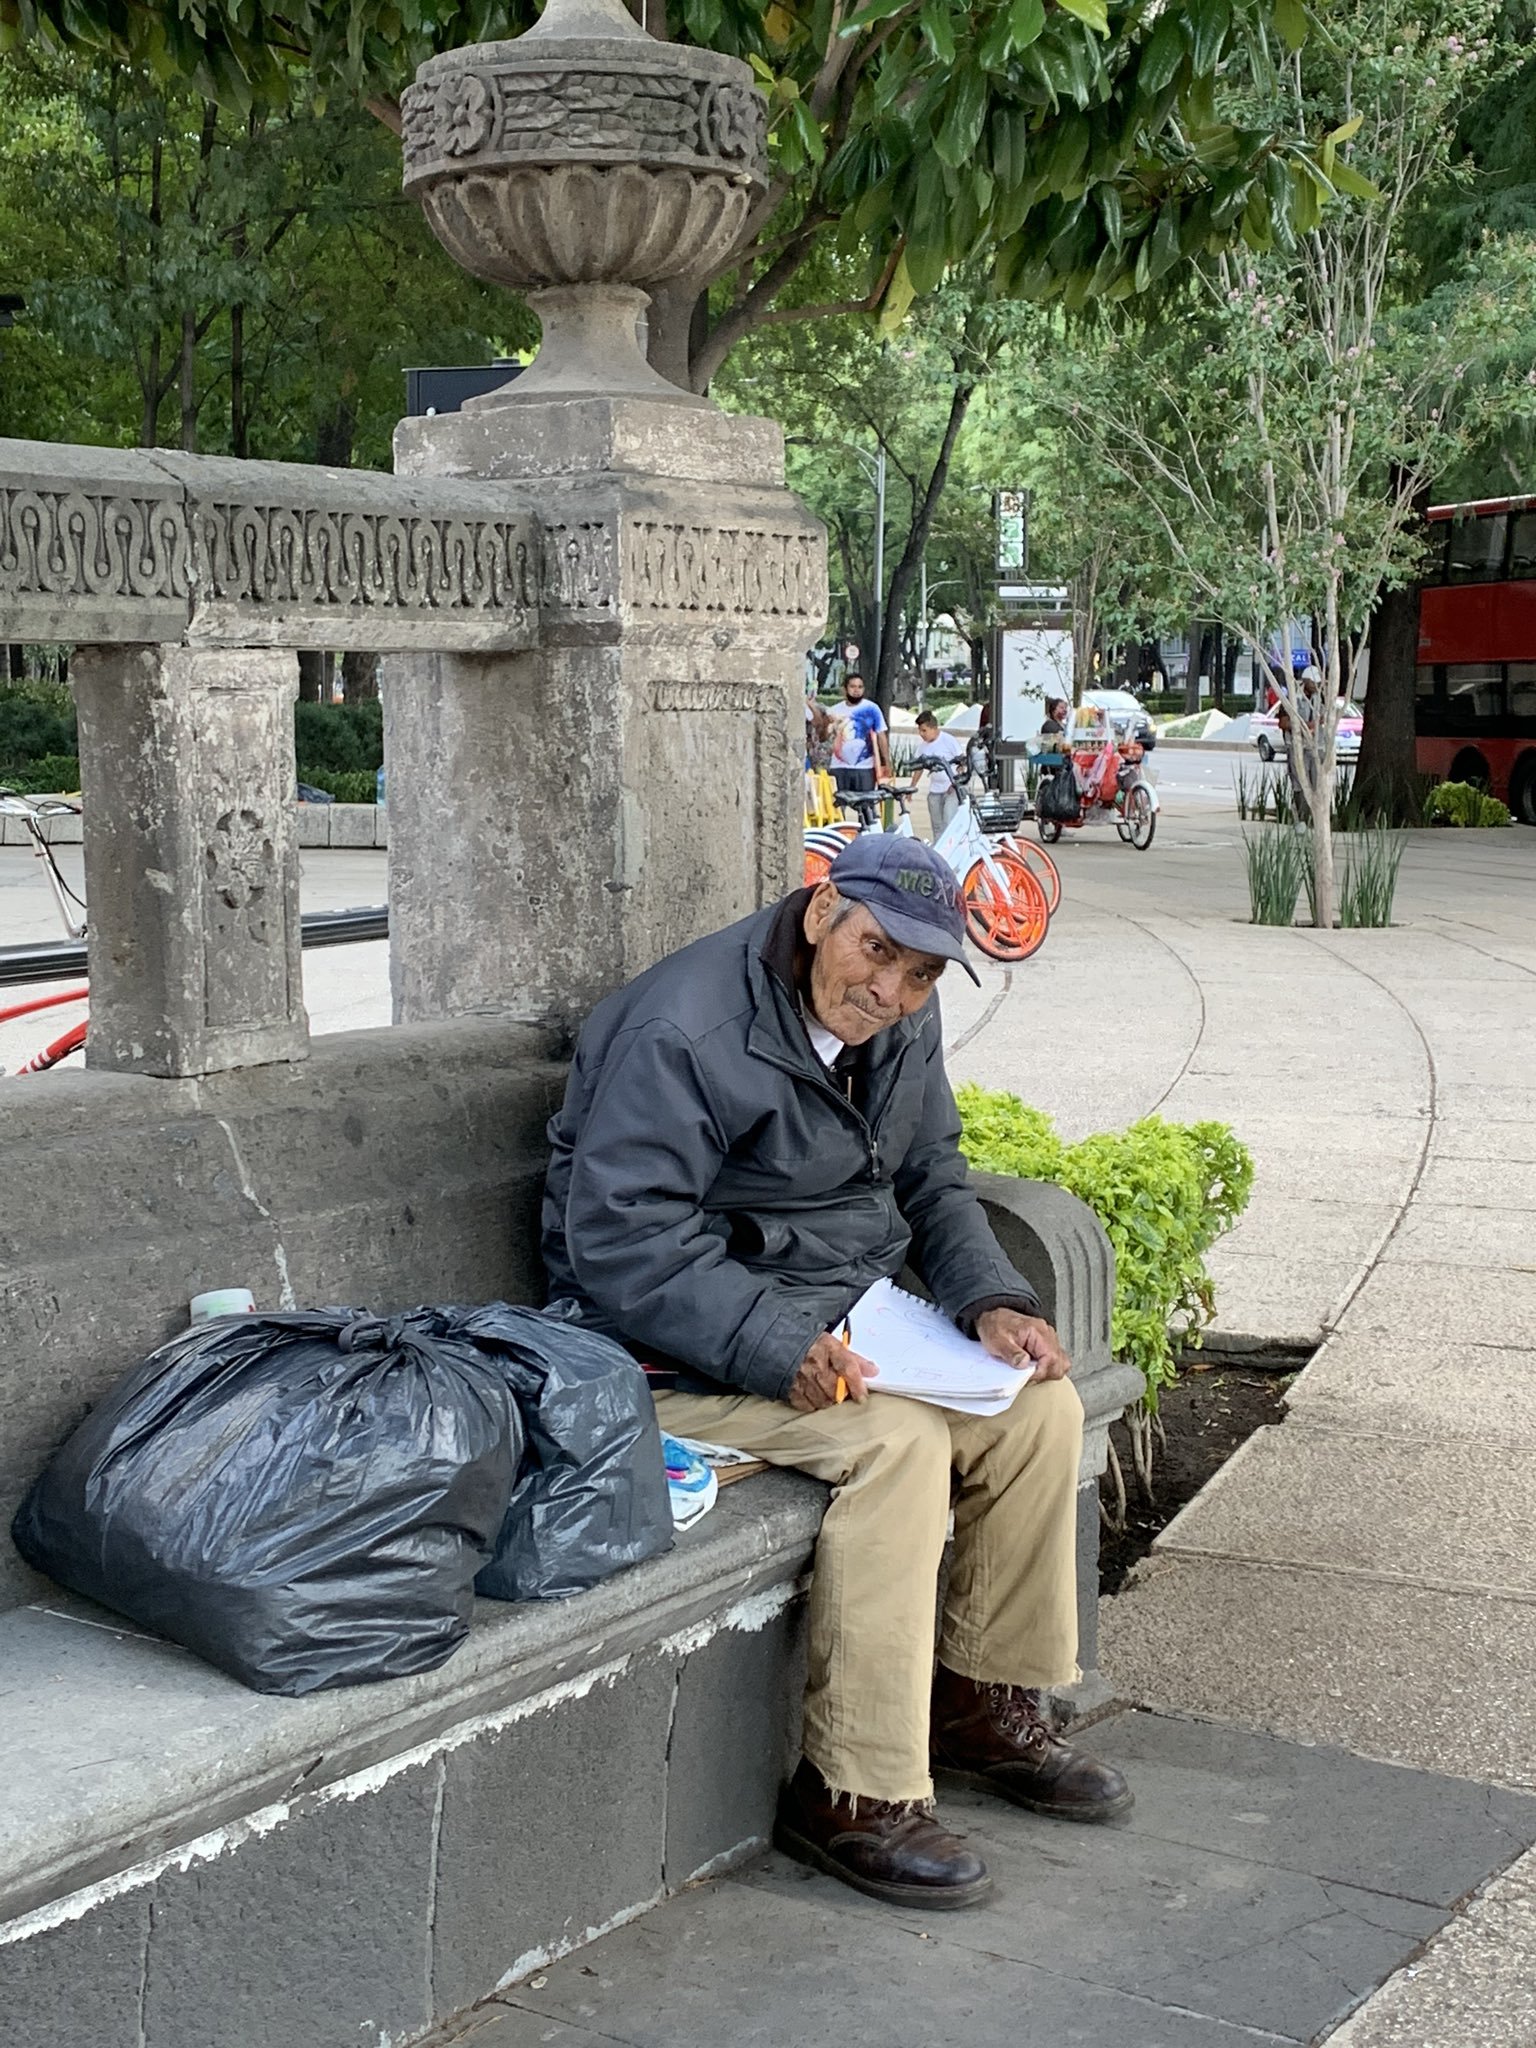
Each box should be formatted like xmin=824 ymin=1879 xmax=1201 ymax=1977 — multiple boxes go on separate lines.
xmin=0 ymin=790 xmax=89 ymax=1074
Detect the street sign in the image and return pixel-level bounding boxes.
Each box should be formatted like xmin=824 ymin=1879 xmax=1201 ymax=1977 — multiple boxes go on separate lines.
xmin=994 ymin=489 xmax=1030 ymax=577
xmin=999 ymin=583 xmax=1069 ymax=607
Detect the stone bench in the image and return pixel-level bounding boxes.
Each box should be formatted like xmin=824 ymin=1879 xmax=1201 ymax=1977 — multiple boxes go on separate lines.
xmin=0 ymin=1017 xmax=1134 ymax=2048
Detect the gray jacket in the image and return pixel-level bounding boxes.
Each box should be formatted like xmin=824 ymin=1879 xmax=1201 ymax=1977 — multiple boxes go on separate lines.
xmin=541 ymin=890 xmax=1040 ymax=1402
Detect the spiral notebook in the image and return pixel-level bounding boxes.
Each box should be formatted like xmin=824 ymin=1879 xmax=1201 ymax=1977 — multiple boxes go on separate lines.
xmin=844 ymin=1278 xmax=1034 ymax=1416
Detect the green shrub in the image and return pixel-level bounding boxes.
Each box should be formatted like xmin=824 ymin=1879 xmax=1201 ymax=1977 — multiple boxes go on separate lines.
xmin=292 ymin=700 xmax=384 ymax=775
xmin=956 ymin=1084 xmax=1254 ymax=1410
xmin=0 ymin=684 xmax=77 ymax=770
xmin=297 ymin=767 xmax=377 ymax=804
xmin=2 ymin=753 xmax=81 ymax=793
xmin=1424 ymin=780 xmax=1512 ymax=828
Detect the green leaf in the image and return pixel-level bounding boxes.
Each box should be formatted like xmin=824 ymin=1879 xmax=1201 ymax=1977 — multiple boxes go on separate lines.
xmin=1326 ymin=113 xmax=1364 ymax=145
xmin=1183 ymin=0 xmax=1230 ymax=74
xmin=792 ymin=96 xmax=826 ymax=162
xmin=1009 ymin=0 xmax=1045 ymax=48
xmin=1272 ymin=0 xmax=1308 ymax=50
xmin=1054 ymin=0 xmax=1107 ymax=30
xmin=1046 ymin=110 xmax=1090 ymax=193
xmin=837 ymin=0 xmax=911 ymax=34
xmin=876 ymin=249 xmax=916 ymax=333
xmin=1330 ymin=159 xmax=1382 ymax=202
xmin=919 ymin=0 xmax=956 ymax=63
xmin=1092 ymin=178 xmax=1122 ymax=246
xmin=934 ymin=61 xmax=987 ymax=167
xmin=1137 ymin=13 xmax=1184 ymax=98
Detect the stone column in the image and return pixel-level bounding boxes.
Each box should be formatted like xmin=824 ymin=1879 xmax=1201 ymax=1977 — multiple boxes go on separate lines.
xmin=385 ymin=403 xmax=819 ymax=1029
xmin=387 ymin=0 xmax=825 ymax=1032
xmin=72 ymin=646 xmax=307 ymax=1076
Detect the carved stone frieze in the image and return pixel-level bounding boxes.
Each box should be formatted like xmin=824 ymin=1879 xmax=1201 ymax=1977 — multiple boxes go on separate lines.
xmin=0 ymin=441 xmax=541 ymax=651
xmin=626 ymin=520 xmax=825 ymax=618
xmin=540 ymin=518 xmax=618 ymax=612
xmin=402 ymin=65 xmax=766 ymax=183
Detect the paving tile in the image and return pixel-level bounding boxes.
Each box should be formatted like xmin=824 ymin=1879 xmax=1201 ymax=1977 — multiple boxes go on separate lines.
xmin=1102 ymin=1558 xmax=1536 ymax=1792
xmin=735 ymin=1807 xmax=1437 ymax=2045
xmin=1327 ymin=1845 xmax=1536 ymax=2048
xmin=1217 ymin=1198 xmax=1399 ymax=1266
xmin=1285 ymin=1335 xmax=1536 ymax=1445
xmin=1338 ymin=1263 xmax=1536 ymax=1348
xmin=1431 ymin=1122 xmax=1536 ymax=1165
xmin=1153 ymin=1422 xmax=1536 ymax=1599
xmin=1381 ymin=1203 xmax=1536 ymax=1271
xmin=491 ymin=1875 xmax=1297 ymax=2048
xmin=1415 ymin=1157 xmax=1536 ymax=1209
xmin=1203 ymin=1252 xmax=1364 ymax=1344
xmin=1082 ymin=1711 xmax=1536 ymax=1906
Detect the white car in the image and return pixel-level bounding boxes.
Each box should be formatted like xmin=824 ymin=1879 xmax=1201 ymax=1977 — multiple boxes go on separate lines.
xmin=1252 ymin=701 xmax=1362 ymax=762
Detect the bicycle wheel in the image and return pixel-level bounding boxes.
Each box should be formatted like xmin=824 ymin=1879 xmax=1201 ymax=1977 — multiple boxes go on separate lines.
xmin=1124 ymin=784 xmax=1157 ymax=850
xmin=963 ymin=851 xmax=1050 ymax=962
xmin=803 ymin=821 xmax=857 ymax=886
xmin=1038 ymin=817 xmax=1062 ymax=845
xmin=1011 ymin=838 xmax=1061 ymax=915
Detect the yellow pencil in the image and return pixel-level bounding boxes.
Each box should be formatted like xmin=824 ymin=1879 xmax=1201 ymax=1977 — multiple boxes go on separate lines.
xmin=835 ymin=1318 xmax=852 ymax=1403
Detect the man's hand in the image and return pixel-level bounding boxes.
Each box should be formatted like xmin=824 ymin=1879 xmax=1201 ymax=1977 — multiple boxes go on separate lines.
xmin=788 ymin=1331 xmax=879 ymax=1412
xmin=975 ymin=1308 xmax=1072 ymax=1382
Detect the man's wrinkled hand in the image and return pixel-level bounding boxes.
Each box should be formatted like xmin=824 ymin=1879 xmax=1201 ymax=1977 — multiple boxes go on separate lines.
xmin=787 ymin=1331 xmax=879 ymax=1412
xmin=975 ymin=1308 xmax=1072 ymax=1381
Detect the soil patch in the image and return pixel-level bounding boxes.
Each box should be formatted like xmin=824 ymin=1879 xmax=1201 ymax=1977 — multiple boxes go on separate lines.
xmin=1099 ymin=1365 xmax=1291 ymax=1594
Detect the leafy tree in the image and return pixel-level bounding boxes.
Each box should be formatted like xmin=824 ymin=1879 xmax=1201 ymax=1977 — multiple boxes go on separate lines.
xmin=5 ymin=0 xmax=1332 ymax=389
xmin=1049 ymin=0 xmax=1536 ymax=925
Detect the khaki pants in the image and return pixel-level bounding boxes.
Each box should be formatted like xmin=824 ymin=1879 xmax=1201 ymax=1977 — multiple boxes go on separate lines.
xmin=652 ymin=1377 xmax=1084 ymax=1804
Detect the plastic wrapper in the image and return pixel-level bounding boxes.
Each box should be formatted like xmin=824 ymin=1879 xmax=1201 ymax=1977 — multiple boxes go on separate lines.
xmin=466 ymin=1303 xmax=673 ymax=1602
xmin=12 ymin=1308 xmax=525 ymax=1694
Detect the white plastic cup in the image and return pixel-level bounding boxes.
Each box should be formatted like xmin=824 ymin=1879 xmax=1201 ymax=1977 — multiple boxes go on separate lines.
xmin=189 ymin=1287 xmax=256 ymax=1323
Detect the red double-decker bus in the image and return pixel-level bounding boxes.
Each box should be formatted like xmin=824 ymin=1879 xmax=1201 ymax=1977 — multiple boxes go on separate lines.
xmin=1416 ymin=494 xmax=1536 ymax=823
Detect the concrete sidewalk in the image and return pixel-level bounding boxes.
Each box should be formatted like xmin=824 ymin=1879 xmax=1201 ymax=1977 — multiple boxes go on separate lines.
xmin=942 ymin=804 xmax=1536 ymax=2042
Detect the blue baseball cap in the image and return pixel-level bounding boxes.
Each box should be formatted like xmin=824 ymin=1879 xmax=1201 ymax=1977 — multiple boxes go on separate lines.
xmin=826 ymin=836 xmax=980 ymax=984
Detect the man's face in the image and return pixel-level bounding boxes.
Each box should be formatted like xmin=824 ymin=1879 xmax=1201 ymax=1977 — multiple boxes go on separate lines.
xmin=844 ymin=676 xmax=866 ymax=703
xmin=802 ymin=888 xmax=946 ymax=1045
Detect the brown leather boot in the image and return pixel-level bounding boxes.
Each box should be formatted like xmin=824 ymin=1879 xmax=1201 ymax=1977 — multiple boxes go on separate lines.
xmin=930 ymin=1666 xmax=1134 ymax=1822
xmin=774 ymin=1757 xmax=992 ymax=1910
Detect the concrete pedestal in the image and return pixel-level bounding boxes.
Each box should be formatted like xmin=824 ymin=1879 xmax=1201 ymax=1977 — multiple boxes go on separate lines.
xmin=72 ymin=646 xmax=307 ymax=1076
xmin=385 ymin=397 xmax=826 ymax=1030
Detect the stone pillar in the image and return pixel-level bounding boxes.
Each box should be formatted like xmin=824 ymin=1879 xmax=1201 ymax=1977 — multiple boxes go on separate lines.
xmin=72 ymin=646 xmax=307 ymax=1076
xmin=388 ymin=0 xmax=824 ymax=1031
xmin=385 ymin=403 xmax=819 ymax=1028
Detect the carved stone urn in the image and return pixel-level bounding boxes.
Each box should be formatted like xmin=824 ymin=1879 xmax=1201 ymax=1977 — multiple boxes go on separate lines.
xmin=402 ymin=0 xmax=767 ymax=404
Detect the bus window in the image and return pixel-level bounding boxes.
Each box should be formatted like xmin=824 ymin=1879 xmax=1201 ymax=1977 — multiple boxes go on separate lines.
xmin=1509 ymin=663 xmax=1536 ymax=718
xmin=1445 ymin=664 xmax=1505 ymax=719
xmin=1415 ymin=665 xmax=1439 ymax=701
xmin=1446 ymin=515 xmax=1508 ymax=583
xmin=1510 ymin=512 xmax=1536 ymax=580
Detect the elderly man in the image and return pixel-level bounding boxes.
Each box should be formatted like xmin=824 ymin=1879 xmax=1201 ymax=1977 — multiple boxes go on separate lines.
xmin=542 ymin=836 xmax=1130 ymax=1911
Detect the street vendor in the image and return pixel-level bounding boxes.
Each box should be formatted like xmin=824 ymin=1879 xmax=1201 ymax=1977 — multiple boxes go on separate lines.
xmin=542 ymin=835 xmax=1131 ymax=1913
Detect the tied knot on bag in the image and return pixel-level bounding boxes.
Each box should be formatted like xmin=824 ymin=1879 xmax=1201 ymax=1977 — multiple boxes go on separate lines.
xmin=337 ymin=1312 xmax=421 ymax=1356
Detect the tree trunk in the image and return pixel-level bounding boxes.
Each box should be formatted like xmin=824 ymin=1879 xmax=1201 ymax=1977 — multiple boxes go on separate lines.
xmin=1356 ymin=500 xmax=1427 ymax=823
xmin=1209 ymin=625 xmax=1225 ymax=709
xmin=7 ymin=644 xmax=24 ymax=682
xmin=179 ymin=309 xmax=198 ymax=452
xmin=1222 ymin=636 xmax=1240 ymax=705
xmin=1183 ymin=620 xmax=1205 ymax=713
xmin=341 ymin=651 xmax=379 ymax=702
xmin=875 ymin=382 xmax=976 ymax=714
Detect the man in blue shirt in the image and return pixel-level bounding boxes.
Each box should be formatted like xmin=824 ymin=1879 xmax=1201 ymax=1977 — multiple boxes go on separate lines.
xmin=829 ymin=671 xmax=890 ymax=797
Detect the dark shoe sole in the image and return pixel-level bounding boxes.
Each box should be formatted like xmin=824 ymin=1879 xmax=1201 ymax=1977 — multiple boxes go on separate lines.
xmin=933 ymin=1763 xmax=1135 ymax=1823
xmin=773 ymin=1818 xmax=993 ymax=1910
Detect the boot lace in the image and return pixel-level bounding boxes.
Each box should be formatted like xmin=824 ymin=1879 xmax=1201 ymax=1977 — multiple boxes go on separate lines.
xmin=986 ymin=1683 xmax=1051 ymax=1749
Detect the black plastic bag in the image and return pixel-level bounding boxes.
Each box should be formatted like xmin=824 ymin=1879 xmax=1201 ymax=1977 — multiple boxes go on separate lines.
xmin=465 ymin=1303 xmax=674 ymax=1602
xmin=11 ymin=1308 xmax=524 ymax=1695
xmin=1037 ymin=762 xmax=1081 ymax=824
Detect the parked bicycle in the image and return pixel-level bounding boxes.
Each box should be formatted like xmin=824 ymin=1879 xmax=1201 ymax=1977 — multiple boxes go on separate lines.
xmin=803 ymin=776 xmax=1050 ymax=963
xmin=0 ymin=790 xmax=89 ymax=1074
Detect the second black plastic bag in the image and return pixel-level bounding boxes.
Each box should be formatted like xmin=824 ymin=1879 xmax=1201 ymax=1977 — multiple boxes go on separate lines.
xmin=466 ymin=1303 xmax=674 ymax=1602
xmin=12 ymin=1309 xmax=525 ymax=1695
